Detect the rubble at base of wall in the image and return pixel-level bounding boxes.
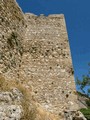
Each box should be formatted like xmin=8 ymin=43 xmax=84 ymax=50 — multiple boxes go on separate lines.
xmin=64 ymin=110 xmax=87 ymax=120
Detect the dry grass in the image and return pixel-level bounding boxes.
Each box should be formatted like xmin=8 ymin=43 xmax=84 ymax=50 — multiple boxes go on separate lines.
xmin=0 ymin=74 xmax=62 ymax=120
xmin=0 ymin=74 xmax=36 ymax=120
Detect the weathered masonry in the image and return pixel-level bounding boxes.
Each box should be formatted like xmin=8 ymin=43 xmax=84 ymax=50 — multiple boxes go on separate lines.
xmin=0 ymin=0 xmax=80 ymax=119
xmin=20 ymin=13 xmax=79 ymax=113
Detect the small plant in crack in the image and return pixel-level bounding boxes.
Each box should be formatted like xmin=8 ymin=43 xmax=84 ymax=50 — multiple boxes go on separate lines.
xmin=7 ymin=32 xmax=18 ymax=49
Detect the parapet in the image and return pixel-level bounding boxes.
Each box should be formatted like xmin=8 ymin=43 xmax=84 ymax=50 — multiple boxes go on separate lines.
xmin=48 ymin=14 xmax=64 ymax=18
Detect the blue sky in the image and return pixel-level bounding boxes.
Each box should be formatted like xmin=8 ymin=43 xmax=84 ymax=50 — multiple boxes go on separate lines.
xmin=16 ymin=0 xmax=90 ymax=86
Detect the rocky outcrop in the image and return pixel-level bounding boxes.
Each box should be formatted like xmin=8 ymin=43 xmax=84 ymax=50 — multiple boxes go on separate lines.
xmin=0 ymin=0 xmax=87 ymax=119
xmin=0 ymin=75 xmax=87 ymax=120
xmin=77 ymin=92 xmax=90 ymax=109
xmin=64 ymin=110 xmax=87 ymax=120
xmin=0 ymin=75 xmax=62 ymax=120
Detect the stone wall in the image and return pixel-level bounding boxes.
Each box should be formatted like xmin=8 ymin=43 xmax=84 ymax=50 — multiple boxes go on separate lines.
xmin=0 ymin=0 xmax=84 ymax=119
xmin=0 ymin=0 xmax=25 ymax=79
xmin=19 ymin=13 xmax=79 ymax=114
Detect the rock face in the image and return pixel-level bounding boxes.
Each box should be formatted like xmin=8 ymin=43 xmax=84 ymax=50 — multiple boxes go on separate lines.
xmin=0 ymin=0 xmax=25 ymax=79
xmin=0 ymin=0 xmax=86 ymax=119
xmin=0 ymin=91 xmax=23 ymax=120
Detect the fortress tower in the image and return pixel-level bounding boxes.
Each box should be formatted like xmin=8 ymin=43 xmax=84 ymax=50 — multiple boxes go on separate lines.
xmin=20 ymin=13 xmax=79 ymax=113
xmin=0 ymin=0 xmax=82 ymax=119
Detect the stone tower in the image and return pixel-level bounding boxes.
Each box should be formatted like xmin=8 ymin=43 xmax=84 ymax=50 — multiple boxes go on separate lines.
xmin=0 ymin=0 xmax=83 ymax=119
xmin=19 ymin=13 xmax=79 ymax=113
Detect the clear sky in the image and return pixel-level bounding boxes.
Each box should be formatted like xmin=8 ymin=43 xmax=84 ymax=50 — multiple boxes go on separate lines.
xmin=16 ymin=0 xmax=90 ymax=87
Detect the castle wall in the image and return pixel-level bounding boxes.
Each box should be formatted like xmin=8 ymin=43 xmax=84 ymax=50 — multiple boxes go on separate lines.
xmin=0 ymin=0 xmax=84 ymax=119
xmin=20 ymin=13 xmax=79 ymax=113
xmin=0 ymin=0 xmax=25 ymax=78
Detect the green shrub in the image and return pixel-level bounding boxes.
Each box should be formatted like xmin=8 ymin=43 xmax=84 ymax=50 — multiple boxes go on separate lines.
xmin=86 ymin=99 xmax=90 ymax=107
xmin=80 ymin=108 xmax=90 ymax=120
